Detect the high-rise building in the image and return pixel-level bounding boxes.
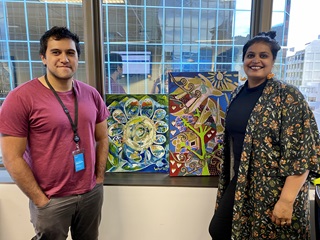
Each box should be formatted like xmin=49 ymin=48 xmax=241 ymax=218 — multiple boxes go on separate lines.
xmin=285 ymin=37 xmax=320 ymax=117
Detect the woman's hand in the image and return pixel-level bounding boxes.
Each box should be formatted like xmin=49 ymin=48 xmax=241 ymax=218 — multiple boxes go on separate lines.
xmin=271 ymin=198 xmax=293 ymax=226
xmin=271 ymin=171 xmax=309 ymax=226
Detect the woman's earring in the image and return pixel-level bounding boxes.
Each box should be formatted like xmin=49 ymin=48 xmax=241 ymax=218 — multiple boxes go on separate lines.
xmin=240 ymin=75 xmax=247 ymax=81
xmin=267 ymin=73 xmax=275 ymax=80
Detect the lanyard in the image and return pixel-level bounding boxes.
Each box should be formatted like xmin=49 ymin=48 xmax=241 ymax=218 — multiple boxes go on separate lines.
xmin=44 ymin=74 xmax=80 ymax=144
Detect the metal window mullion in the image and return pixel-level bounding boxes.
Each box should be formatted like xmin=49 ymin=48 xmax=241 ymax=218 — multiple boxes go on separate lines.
xmin=125 ymin=2 xmax=129 ymax=93
xmin=197 ymin=0 xmax=202 ymax=72
xmin=143 ymin=0 xmax=148 ymax=93
xmin=213 ymin=6 xmax=219 ymax=72
xmin=24 ymin=0 xmax=33 ymax=80
xmin=105 ymin=3 xmax=111 ymax=93
xmin=1 ymin=0 xmax=14 ymax=90
xmin=180 ymin=0 xmax=183 ymax=72
xmin=44 ymin=2 xmax=49 ymax=29
xmin=66 ymin=2 xmax=70 ymax=28
xmin=231 ymin=6 xmax=236 ymax=71
xmin=161 ymin=0 xmax=165 ymax=85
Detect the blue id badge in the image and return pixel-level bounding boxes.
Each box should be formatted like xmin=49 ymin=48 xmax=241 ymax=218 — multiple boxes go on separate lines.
xmin=72 ymin=147 xmax=85 ymax=172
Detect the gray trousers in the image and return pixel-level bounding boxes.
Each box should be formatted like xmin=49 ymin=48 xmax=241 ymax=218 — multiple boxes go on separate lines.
xmin=30 ymin=183 xmax=103 ymax=240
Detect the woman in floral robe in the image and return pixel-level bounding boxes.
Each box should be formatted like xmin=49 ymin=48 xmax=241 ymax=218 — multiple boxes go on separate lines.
xmin=209 ymin=31 xmax=320 ymax=239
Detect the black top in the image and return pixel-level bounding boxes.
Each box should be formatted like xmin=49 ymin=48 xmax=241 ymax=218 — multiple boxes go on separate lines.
xmin=225 ymin=80 xmax=268 ymax=176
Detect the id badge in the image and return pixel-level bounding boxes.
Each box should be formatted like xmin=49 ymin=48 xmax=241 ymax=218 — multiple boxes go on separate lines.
xmin=72 ymin=148 xmax=85 ymax=172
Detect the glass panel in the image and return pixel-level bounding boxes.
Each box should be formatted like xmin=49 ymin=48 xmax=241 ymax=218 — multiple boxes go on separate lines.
xmin=31 ymin=62 xmax=46 ymax=80
xmin=6 ymin=2 xmax=27 ymax=41
xmin=14 ymin=62 xmax=31 ymax=86
xmin=48 ymin=4 xmax=68 ymax=27
xmin=0 ymin=0 xmax=85 ymax=102
xmin=234 ymin=10 xmax=250 ymax=37
xmin=9 ymin=42 xmax=29 ymax=61
xmin=27 ymin=3 xmax=47 ymax=41
xmin=272 ymin=0 xmax=286 ymax=11
xmin=235 ymin=0 xmax=251 ymax=10
xmin=277 ymin=0 xmax=320 ymax=127
xmin=182 ymin=9 xmax=200 ymax=44
xmin=199 ymin=9 xmax=218 ymax=42
xmin=183 ymin=0 xmax=200 ymax=8
xmin=103 ymin=0 xmax=252 ymax=94
xmin=0 ymin=59 xmax=13 ymax=96
xmin=164 ymin=8 xmax=182 ymax=44
xmin=145 ymin=0 xmax=161 ymax=7
xmin=201 ymin=0 xmax=218 ymax=8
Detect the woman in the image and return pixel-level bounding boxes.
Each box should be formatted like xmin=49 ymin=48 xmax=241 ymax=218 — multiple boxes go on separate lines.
xmin=209 ymin=31 xmax=320 ymax=239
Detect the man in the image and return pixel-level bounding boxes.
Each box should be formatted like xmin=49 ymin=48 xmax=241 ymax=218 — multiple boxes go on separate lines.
xmin=105 ymin=52 xmax=126 ymax=93
xmin=150 ymin=69 xmax=171 ymax=94
xmin=0 ymin=26 xmax=109 ymax=240
xmin=150 ymin=75 xmax=169 ymax=94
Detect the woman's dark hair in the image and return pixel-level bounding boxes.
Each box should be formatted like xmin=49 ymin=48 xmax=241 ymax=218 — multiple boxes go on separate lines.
xmin=242 ymin=31 xmax=281 ymax=61
xmin=39 ymin=26 xmax=81 ymax=57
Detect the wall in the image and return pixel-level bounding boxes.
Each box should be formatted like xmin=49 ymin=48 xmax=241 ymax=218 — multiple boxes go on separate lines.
xmin=0 ymin=184 xmax=216 ymax=240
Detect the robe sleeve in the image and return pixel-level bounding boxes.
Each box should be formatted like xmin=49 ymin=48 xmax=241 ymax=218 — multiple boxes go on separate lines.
xmin=279 ymin=84 xmax=320 ymax=179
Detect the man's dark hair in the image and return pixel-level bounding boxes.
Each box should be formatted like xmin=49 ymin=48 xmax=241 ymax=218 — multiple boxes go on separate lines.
xmin=39 ymin=26 xmax=81 ymax=57
xmin=242 ymin=31 xmax=281 ymax=61
xmin=105 ymin=53 xmax=123 ymax=74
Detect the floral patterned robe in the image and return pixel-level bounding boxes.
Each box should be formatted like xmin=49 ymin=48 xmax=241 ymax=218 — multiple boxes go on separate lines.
xmin=216 ymin=79 xmax=320 ymax=239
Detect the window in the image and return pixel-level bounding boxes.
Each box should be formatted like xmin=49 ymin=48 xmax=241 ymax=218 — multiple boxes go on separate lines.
xmin=279 ymin=0 xmax=320 ymax=128
xmin=102 ymin=0 xmax=252 ymax=94
xmin=0 ymin=0 xmax=85 ymax=107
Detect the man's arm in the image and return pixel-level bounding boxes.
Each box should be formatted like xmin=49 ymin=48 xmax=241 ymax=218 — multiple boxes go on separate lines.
xmin=1 ymin=134 xmax=49 ymax=207
xmin=94 ymin=120 xmax=109 ymax=184
xmin=151 ymin=77 xmax=160 ymax=94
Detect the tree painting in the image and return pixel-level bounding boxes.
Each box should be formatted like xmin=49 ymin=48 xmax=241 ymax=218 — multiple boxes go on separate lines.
xmin=168 ymin=71 xmax=238 ymax=176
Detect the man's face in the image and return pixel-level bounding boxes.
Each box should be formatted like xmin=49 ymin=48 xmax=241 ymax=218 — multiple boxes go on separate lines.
xmin=41 ymin=37 xmax=78 ymax=81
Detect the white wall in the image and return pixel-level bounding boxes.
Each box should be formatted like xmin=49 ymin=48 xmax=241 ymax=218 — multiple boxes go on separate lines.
xmin=0 ymin=184 xmax=217 ymax=240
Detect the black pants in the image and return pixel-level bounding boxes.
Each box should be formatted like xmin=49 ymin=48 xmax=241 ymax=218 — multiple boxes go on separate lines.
xmin=209 ymin=177 xmax=236 ymax=240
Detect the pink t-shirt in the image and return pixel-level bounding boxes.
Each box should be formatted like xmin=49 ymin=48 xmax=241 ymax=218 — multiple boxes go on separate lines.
xmin=0 ymin=78 xmax=109 ymax=198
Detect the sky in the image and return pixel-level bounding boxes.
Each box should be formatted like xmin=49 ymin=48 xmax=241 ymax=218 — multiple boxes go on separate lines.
xmin=286 ymin=0 xmax=320 ymax=52
xmin=235 ymin=0 xmax=320 ymax=53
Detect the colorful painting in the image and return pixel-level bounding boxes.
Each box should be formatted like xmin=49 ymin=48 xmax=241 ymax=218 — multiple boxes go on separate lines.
xmin=106 ymin=94 xmax=169 ymax=173
xmin=168 ymin=71 xmax=239 ymax=176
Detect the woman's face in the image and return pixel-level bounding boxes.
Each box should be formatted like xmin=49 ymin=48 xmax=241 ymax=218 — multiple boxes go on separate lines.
xmin=243 ymin=42 xmax=275 ymax=87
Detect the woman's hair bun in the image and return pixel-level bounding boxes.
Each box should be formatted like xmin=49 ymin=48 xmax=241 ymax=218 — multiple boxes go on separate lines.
xmin=257 ymin=31 xmax=277 ymax=39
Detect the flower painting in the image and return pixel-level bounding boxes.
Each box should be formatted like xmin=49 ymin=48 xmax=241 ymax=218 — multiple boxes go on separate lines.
xmin=168 ymin=71 xmax=239 ymax=176
xmin=106 ymin=94 xmax=169 ymax=173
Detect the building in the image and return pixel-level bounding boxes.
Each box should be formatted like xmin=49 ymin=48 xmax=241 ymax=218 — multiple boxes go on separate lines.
xmin=285 ymin=50 xmax=305 ymax=86
xmin=285 ymin=37 xmax=320 ymax=122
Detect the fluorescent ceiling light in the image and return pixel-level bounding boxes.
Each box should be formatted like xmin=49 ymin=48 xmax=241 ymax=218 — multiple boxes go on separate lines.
xmin=39 ymin=0 xmax=125 ymax=3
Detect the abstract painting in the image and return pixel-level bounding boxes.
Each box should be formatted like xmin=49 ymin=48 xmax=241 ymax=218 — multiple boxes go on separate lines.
xmin=168 ymin=71 xmax=239 ymax=176
xmin=106 ymin=94 xmax=169 ymax=173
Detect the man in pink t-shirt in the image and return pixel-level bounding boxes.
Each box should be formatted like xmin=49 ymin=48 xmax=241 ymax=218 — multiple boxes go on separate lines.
xmin=0 ymin=26 xmax=109 ymax=240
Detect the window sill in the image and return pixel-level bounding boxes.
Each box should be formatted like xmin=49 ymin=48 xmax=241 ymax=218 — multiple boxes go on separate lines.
xmin=104 ymin=172 xmax=219 ymax=188
xmin=0 ymin=168 xmax=219 ymax=188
